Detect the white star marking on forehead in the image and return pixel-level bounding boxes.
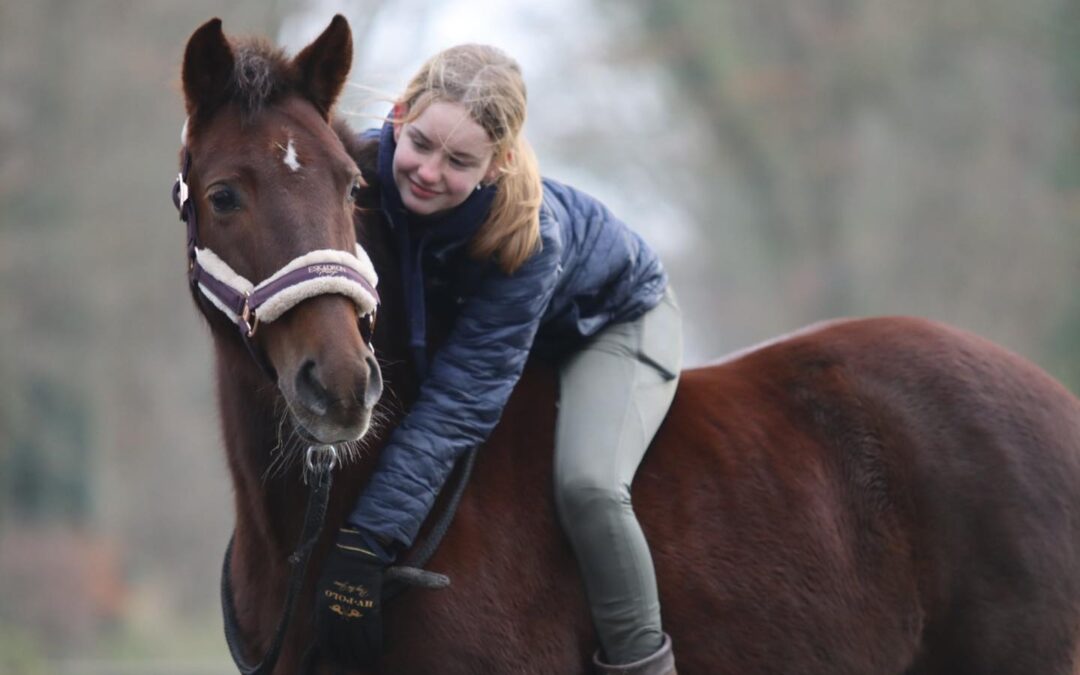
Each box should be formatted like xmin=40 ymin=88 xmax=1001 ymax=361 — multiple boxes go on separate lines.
xmin=282 ymin=138 xmax=301 ymax=172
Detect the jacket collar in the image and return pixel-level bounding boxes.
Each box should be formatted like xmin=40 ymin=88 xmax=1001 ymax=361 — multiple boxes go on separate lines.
xmin=376 ymin=118 xmax=497 ymax=255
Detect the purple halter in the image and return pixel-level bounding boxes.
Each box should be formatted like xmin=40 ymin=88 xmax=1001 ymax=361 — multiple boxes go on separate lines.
xmin=172 ymin=148 xmax=379 ymax=378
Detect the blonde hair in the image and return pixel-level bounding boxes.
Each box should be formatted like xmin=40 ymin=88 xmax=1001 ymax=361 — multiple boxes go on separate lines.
xmin=398 ymin=44 xmax=542 ymax=275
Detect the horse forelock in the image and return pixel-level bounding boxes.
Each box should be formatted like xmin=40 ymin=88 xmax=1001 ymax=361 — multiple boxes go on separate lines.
xmin=229 ymin=39 xmax=295 ymax=118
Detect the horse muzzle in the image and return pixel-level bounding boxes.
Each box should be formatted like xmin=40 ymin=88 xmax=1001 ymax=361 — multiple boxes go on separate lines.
xmin=285 ymin=340 xmax=383 ymax=445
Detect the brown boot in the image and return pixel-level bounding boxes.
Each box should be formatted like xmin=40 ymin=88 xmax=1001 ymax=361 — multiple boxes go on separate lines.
xmin=592 ymin=633 xmax=676 ymax=675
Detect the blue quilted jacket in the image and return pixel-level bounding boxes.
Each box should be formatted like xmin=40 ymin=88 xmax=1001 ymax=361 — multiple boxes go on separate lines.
xmin=346 ymin=122 xmax=667 ymax=553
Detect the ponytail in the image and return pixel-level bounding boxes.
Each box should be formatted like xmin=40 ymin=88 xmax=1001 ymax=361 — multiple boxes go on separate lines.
xmin=471 ymin=136 xmax=542 ymax=274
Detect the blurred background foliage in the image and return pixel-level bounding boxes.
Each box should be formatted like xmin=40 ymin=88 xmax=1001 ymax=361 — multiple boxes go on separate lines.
xmin=1 ymin=0 xmax=1077 ymax=671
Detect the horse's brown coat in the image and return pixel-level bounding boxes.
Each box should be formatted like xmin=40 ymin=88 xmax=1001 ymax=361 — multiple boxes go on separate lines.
xmin=180 ymin=16 xmax=1080 ymax=675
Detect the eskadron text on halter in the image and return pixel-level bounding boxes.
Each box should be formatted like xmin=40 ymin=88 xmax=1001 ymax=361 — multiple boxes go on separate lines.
xmin=171 ymin=145 xmax=380 ymax=379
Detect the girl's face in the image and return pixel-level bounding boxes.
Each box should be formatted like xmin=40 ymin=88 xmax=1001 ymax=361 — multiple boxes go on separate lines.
xmin=392 ymin=100 xmax=497 ymax=216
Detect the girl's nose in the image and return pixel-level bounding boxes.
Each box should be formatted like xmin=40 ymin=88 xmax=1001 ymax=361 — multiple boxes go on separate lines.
xmin=416 ymin=156 xmax=440 ymax=185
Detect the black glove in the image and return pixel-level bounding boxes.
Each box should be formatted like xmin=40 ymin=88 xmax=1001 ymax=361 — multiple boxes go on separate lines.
xmin=314 ymin=527 xmax=386 ymax=668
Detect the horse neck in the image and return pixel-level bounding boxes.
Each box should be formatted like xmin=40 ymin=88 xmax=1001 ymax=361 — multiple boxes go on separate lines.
xmin=213 ymin=339 xmax=310 ymax=554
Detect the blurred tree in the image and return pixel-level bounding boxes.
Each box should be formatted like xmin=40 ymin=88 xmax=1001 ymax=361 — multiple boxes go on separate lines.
xmin=4 ymin=375 xmax=91 ymax=524
xmin=1049 ymin=0 xmax=1080 ymax=391
xmin=0 ymin=0 xmax=293 ymax=653
xmin=614 ymin=0 xmax=1075 ymax=388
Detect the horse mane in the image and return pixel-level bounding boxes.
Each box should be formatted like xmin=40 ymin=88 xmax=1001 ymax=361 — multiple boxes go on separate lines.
xmin=232 ymin=40 xmax=292 ymax=112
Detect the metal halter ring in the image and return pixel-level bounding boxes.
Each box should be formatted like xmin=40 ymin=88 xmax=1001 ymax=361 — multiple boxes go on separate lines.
xmin=240 ymin=294 xmax=260 ymax=338
xmin=305 ymin=445 xmax=339 ymax=473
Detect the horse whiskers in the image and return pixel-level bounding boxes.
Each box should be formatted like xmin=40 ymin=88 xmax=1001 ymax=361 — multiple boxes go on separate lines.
xmin=336 ymin=427 xmax=374 ymax=467
xmin=262 ymin=441 xmax=291 ymax=482
xmin=262 ymin=383 xmax=398 ymax=479
xmin=329 ymin=401 xmax=395 ymax=468
xmin=369 ymin=404 xmax=393 ymax=436
xmin=281 ymin=421 xmax=306 ymax=476
xmin=373 ymin=380 xmax=405 ymax=420
xmin=261 ymin=403 xmax=287 ymax=482
xmin=263 ymin=441 xmax=291 ymax=481
xmin=271 ymin=433 xmax=305 ymax=482
xmin=271 ymin=397 xmax=289 ymax=451
xmin=263 ymin=399 xmax=303 ymax=482
xmin=337 ymin=439 xmax=364 ymax=467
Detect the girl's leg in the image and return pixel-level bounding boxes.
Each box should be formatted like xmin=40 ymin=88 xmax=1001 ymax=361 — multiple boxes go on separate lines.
xmin=553 ymin=289 xmax=682 ymax=665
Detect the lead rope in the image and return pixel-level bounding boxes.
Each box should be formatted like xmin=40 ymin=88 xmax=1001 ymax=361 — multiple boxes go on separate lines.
xmin=382 ymin=445 xmax=478 ymax=599
xmin=221 ymin=447 xmax=336 ymax=675
xmin=220 ymin=443 xmax=478 ymax=673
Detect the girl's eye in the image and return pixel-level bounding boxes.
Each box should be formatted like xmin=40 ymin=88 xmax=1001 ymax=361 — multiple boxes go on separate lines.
xmin=449 ymin=156 xmax=468 ymax=168
xmin=208 ymin=187 xmax=239 ymax=214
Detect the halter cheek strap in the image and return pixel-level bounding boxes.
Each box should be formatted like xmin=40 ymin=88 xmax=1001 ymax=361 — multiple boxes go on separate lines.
xmin=172 ymin=148 xmax=379 ymax=379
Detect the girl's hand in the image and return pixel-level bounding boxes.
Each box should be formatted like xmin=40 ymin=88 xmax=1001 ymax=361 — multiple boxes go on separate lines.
xmin=314 ymin=527 xmax=385 ymax=667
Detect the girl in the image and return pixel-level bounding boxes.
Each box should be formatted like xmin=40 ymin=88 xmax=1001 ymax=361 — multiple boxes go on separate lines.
xmin=316 ymin=44 xmax=682 ymax=675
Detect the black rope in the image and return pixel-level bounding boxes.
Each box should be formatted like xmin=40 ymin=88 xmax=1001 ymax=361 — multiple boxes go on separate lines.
xmin=218 ymin=442 xmax=480 ymax=673
xmin=407 ymin=445 xmax=478 ymax=567
xmin=221 ymin=464 xmax=334 ymax=675
xmin=383 ymin=445 xmax=479 ymax=600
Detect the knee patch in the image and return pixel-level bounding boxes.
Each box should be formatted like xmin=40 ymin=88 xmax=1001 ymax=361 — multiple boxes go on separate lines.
xmin=554 ymin=477 xmax=632 ymax=526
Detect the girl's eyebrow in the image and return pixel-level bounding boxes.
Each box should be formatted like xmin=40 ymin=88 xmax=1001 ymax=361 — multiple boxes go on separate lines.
xmin=409 ymin=126 xmax=482 ymax=163
xmin=408 ymin=127 xmax=432 ymax=148
xmin=448 ymin=149 xmax=480 ymax=164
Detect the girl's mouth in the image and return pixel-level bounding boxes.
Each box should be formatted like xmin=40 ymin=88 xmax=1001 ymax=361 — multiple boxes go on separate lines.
xmin=408 ymin=178 xmax=439 ymax=199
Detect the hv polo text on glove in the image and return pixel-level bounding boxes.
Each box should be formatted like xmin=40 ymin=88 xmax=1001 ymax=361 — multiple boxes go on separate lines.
xmin=325 ymin=580 xmax=376 ymax=619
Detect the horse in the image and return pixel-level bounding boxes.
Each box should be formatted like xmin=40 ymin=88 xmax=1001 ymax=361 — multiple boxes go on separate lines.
xmin=175 ymin=15 xmax=1080 ymax=675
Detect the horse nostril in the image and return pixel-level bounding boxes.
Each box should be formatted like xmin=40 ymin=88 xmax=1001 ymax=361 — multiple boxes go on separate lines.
xmin=363 ymin=355 xmax=382 ymax=409
xmin=295 ymin=359 xmax=330 ymax=417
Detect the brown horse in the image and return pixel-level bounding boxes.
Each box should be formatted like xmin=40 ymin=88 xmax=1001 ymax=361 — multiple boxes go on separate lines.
xmin=177 ymin=16 xmax=1080 ymax=675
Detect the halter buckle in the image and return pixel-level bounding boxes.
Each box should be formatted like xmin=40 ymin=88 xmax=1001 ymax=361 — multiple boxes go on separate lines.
xmin=240 ymin=295 xmax=260 ymax=338
xmin=306 ymin=445 xmax=339 ymax=473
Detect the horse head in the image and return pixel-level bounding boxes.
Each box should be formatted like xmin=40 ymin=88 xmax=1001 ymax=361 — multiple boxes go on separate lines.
xmin=178 ymin=16 xmax=381 ymax=452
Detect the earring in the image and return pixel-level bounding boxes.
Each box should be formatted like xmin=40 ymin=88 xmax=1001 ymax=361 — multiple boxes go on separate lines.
xmin=475 ymin=183 xmax=483 ymax=191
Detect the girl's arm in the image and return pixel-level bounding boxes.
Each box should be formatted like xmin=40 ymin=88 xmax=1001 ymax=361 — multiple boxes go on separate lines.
xmin=346 ymin=224 xmax=562 ymax=550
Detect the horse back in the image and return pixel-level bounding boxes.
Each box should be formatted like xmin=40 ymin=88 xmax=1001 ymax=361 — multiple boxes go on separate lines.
xmin=640 ymin=316 xmax=1080 ymax=674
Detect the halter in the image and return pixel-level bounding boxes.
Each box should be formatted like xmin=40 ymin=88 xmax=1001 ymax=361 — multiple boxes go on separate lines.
xmin=171 ymin=148 xmax=380 ymax=379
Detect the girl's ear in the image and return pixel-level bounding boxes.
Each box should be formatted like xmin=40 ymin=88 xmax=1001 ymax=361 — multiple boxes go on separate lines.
xmin=392 ymin=102 xmax=407 ymax=143
xmin=182 ymin=18 xmax=234 ymax=122
xmin=292 ymin=14 xmax=353 ymax=118
xmin=485 ymin=149 xmax=513 ymax=183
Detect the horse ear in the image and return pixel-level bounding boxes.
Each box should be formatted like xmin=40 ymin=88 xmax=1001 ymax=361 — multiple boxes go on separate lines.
xmin=292 ymin=14 xmax=353 ymax=118
xmin=182 ymin=18 xmax=234 ymax=122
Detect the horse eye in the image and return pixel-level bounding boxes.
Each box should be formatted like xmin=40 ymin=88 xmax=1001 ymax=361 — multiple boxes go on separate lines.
xmin=359 ymin=311 xmax=375 ymax=345
xmin=208 ymin=187 xmax=239 ymax=214
xmin=348 ymin=177 xmax=363 ymax=203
